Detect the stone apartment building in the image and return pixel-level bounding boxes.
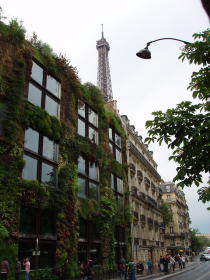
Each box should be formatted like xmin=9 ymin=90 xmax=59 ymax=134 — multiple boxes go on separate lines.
xmin=160 ymin=182 xmax=191 ymax=255
xmin=121 ymin=115 xmax=165 ymax=265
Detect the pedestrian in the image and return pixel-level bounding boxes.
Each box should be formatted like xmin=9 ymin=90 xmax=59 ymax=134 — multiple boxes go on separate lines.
xmin=24 ymin=257 xmax=30 ymax=280
xmin=136 ymin=262 xmax=144 ymax=274
xmin=178 ymin=255 xmax=183 ymax=269
xmin=127 ymin=260 xmax=136 ymax=280
xmin=119 ymin=257 xmax=127 ymax=280
xmin=163 ymin=255 xmax=170 ymax=274
xmin=147 ymin=259 xmax=153 ymax=274
xmin=159 ymin=256 xmax=164 ymax=272
xmin=0 ymin=259 xmax=10 ymax=280
xmin=181 ymin=256 xmax=186 ymax=268
xmin=16 ymin=258 xmax=21 ymax=280
xmin=169 ymin=256 xmax=175 ymax=272
xmin=82 ymin=263 xmax=93 ymax=280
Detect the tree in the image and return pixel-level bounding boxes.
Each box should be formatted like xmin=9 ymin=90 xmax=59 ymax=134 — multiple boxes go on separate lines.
xmin=191 ymin=228 xmax=210 ymax=252
xmin=145 ymin=29 xmax=210 ymax=199
xmin=160 ymin=201 xmax=173 ymax=225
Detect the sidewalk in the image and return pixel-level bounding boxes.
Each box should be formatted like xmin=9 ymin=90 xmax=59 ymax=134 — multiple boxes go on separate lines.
xmin=136 ymin=261 xmax=199 ymax=280
xmin=109 ymin=261 xmax=199 ymax=280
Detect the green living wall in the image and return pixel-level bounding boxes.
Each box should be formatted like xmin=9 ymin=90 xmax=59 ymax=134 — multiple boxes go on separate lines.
xmin=0 ymin=19 xmax=132 ymax=279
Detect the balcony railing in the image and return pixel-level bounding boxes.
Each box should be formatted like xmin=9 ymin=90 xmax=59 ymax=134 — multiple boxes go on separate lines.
xmin=140 ymin=214 xmax=146 ymax=223
xmin=144 ymin=177 xmax=150 ymax=188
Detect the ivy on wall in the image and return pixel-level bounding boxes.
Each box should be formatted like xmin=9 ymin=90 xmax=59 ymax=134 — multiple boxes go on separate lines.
xmin=0 ymin=19 xmax=132 ymax=280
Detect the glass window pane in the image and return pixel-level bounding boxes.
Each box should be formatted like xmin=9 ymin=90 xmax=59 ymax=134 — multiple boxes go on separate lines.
xmin=31 ymin=61 xmax=43 ymax=85
xmin=46 ymin=75 xmax=61 ymax=98
xmin=117 ymin=177 xmax=123 ymax=194
xmin=78 ymin=119 xmax=86 ymax=137
xmin=109 ymin=142 xmax=114 ymax=156
xmin=45 ymin=95 xmax=60 ymax=118
xmin=116 ymin=148 xmax=122 ymax=163
xmin=19 ymin=207 xmax=36 ymax=234
xmin=43 ymin=136 xmax=58 ymax=162
xmin=78 ymin=177 xmax=86 ymax=198
xmin=117 ymin=195 xmax=124 ymax=207
xmin=24 ymin=128 xmax=39 ymax=153
xmin=89 ymin=127 xmax=98 ymax=144
xmin=78 ymin=156 xmax=86 ymax=175
xmin=109 ymin=128 xmax=113 ymax=140
xmin=28 ymin=83 xmax=42 ymax=107
xmin=115 ymin=133 xmax=121 ymax=148
xmin=18 ymin=241 xmax=35 ymax=269
xmin=78 ymin=244 xmax=88 ymax=265
xmin=111 ymin=173 xmax=115 ymax=190
xmin=88 ymin=108 xmax=98 ymax=127
xmin=89 ymin=182 xmax=98 ymax=200
xmin=78 ymin=101 xmax=85 ymax=118
xmin=89 ymin=244 xmax=101 ymax=264
xmin=38 ymin=242 xmax=55 ymax=269
xmin=22 ymin=154 xmax=38 ymax=180
xmin=79 ymin=219 xmax=87 ymax=239
xmin=40 ymin=210 xmax=56 ymax=236
xmin=41 ymin=162 xmax=57 ymax=187
xmin=89 ymin=161 xmax=99 ymax=181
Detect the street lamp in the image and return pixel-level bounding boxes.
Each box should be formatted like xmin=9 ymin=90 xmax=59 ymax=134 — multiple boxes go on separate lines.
xmin=136 ymin=38 xmax=191 ymax=59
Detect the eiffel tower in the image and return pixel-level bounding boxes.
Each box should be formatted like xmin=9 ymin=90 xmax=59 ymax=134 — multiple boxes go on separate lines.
xmin=96 ymin=25 xmax=113 ymax=102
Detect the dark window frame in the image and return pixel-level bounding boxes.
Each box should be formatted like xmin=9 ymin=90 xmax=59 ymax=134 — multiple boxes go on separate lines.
xmin=111 ymin=173 xmax=124 ymax=205
xmin=109 ymin=127 xmax=122 ymax=163
xmin=28 ymin=59 xmax=61 ymax=118
xmin=78 ymin=156 xmax=99 ymax=200
xmin=23 ymin=128 xmax=58 ymax=187
xmin=78 ymin=100 xmax=98 ymax=144
xmin=78 ymin=219 xmax=101 ymax=264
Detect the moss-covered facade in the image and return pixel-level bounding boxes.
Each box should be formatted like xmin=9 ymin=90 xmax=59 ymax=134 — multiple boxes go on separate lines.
xmin=0 ymin=20 xmax=132 ymax=279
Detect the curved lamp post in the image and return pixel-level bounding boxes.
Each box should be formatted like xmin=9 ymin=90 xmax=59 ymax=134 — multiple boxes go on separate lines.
xmin=136 ymin=38 xmax=191 ymax=59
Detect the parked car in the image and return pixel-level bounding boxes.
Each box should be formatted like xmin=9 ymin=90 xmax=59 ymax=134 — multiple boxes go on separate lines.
xmin=200 ymin=253 xmax=210 ymax=261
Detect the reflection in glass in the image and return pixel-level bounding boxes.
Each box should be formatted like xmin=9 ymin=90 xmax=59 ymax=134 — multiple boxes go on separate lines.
xmin=43 ymin=137 xmax=58 ymax=162
xmin=88 ymin=108 xmax=98 ymax=127
xmin=78 ymin=177 xmax=86 ymax=198
xmin=109 ymin=128 xmax=113 ymax=140
xmin=46 ymin=75 xmax=61 ymax=98
xmin=116 ymin=149 xmax=122 ymax=163
xmin=89 ymin=182 xmax=98 ymax=200
xmin=78 ymin=156 xmax=86 ymax=175
xmin=31 ymin=61 xmax=43 ymax=85
xmin=115 ymin=133 xmax=121 ymax=148
xmin=22 ymin=154 xmax=38 ymax=180
xmin=89 ymin=127 xmax=98 ymax=144
xmin=117 ymin=177 xmax=124 ymax=194
xmin=111 ymin=173 xmax=115 ymax=189
xmin=28 ymin=83 xmax=42 ymax=107
xmin=78 ymin=101 xmax=85 ymax=118
xmin=89 ymin=161 xmax=99 ymax=181
xmin=40 ymin=210 xmax=56 ymax=236
xmin=41 ymin=162 xmax=57 ymax=187
xmin=19 ymin=207 xmax=36 ymax=234
xmin=45 ymin=95 xmax=59 ymax=118
xmin=79 ymin=219 xmax=87 ymax=239
xmin=78 ymin=119 xmax=86 ymax=137
xmin=24 ymin=128 xmax=39 ymax=153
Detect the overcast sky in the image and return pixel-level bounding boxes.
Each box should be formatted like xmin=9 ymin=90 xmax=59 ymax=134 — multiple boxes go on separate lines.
xmin=1 ymin=0 xmax=209 ymax=233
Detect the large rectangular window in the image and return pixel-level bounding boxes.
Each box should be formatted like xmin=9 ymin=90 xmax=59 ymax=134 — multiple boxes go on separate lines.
xmin=78 ymin=156 xmax=99 ymax=200
xmin=28 ymin=60 xmax=61 ymax=118
xmin=109 ymin=127 xmax=122 ymax=163
xmin=111 ymin=173 xmax=124 ymax=206
xmin=78 ymin=219 xmax=101 ymax=265
xmin=19 ymin=207 xmax=56 ymax=269
xmin=22 ymin=128 xmax=58 ymax=187
xmin=78 ymin=101 xmax=98 ymax=144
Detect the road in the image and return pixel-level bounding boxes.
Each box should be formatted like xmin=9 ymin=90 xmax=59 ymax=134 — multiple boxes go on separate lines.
xmin=155 ymin=261 xmax=210 ymax=280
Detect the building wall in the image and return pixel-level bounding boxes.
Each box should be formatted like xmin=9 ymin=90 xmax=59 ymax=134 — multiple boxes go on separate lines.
xmin=161 ymin=182 xmax=191 ymax=255
xmin=121 ymin=115 xmax=165 ymax=266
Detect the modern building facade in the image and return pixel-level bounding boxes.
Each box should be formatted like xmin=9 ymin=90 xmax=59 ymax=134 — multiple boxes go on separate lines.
xmin=160 ymin=182 xmax=191 ymax=255
xmin=121 ymin=115 xmax=165 ymax=266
